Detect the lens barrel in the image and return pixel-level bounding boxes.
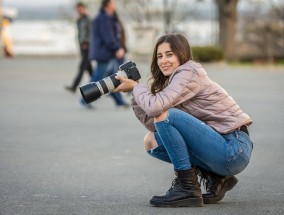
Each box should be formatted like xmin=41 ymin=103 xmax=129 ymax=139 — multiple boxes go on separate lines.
xmin=79 ymin=82 xmax=101 ymax=104
xmin=79 ymin=72 xmax=126 ymax=104
xmin=79 ymin=61 xmax=140 ymax=104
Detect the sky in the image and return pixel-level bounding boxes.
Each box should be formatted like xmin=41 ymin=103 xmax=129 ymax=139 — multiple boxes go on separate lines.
xmin=4 ymin=0 xmax=70 ymax=7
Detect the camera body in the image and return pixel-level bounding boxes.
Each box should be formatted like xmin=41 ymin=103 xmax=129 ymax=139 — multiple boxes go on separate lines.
xmin=79 ymin=61 xmax=141 ymax=104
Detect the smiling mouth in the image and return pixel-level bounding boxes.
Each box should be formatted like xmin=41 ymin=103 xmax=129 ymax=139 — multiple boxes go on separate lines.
xmin=162 ymin=66 xmax=171 ymax=70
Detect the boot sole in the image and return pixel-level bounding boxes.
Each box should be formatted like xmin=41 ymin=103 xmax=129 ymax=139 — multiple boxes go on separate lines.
xmin=150 ymin=197 xmax=204 ymax=207
xmin=203 ymin=176 xmax=238 ymax=204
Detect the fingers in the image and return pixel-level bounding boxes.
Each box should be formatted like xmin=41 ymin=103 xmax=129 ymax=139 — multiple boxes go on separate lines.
xmin=114 ymin=76 xmax=138 ymax=93
xmin=114 ymin=76 xmax=125 ymax=92
xmin=113 ymin=84 xmax=127 ymax=93
xmin=115 ymin=75 xmax=125 ymax=82
xmin=113 ymin=87 xmax=119 ymax=92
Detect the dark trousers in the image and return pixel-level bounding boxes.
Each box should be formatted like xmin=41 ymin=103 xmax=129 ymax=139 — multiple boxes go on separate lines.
xmin=71 ymin=48 xmax=92 ymax=89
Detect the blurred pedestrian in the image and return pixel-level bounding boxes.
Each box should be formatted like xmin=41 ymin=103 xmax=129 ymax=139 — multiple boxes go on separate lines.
xmin=1 ymin=17 xmax=14 ymax=58
xmin=87 ymin=0 xmax=129 ymax=108
xmin=65 ymin=2 xmax=92 ymax=93
xmin=114 ymin=33 xmax=253 ymax=207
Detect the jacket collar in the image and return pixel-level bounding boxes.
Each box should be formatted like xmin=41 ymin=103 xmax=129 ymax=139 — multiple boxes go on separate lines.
xmin=168 ymin=60 xmax=194 ymax=82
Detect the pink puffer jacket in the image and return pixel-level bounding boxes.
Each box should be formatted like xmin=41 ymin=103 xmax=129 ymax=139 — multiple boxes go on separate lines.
xmin=131 ymin=60 xmax=252 ymax=134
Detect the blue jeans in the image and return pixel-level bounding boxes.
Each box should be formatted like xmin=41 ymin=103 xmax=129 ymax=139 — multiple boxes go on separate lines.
xmin=91 ymin=59 xmax=127 ymax=106
xmin=148 ymin=108 xmax=253 ymax=176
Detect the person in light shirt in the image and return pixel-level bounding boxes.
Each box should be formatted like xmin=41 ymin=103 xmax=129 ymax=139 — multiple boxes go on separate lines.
xmin=1 ymin=17 xmax=14 ymax=58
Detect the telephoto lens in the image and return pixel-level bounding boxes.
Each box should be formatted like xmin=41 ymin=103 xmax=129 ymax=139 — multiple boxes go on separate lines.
xmin=79 ymin=61 xmax=141 ymax=104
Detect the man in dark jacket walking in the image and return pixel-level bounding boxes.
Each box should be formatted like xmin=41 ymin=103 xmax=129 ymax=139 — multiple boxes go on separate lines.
xmin=65 ymin=2 xmax=92 ymax=93
xmin=88 ymin=0 xmax=129 ymax=108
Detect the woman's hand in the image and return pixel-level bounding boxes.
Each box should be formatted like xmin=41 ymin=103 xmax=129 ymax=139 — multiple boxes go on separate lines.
xmin=113 ymin=75 xmax=138 ymax=93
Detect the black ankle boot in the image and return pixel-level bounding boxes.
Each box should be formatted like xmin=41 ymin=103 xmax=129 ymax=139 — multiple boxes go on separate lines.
xmin=197 ymin=167 xmax=238 ymax=204
xmin=150 ymin=167 xmax=203 ymax=207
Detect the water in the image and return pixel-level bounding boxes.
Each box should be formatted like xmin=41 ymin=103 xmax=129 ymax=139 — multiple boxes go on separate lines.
xmin=9 ymin=20 xmax=218 ymax=56
xmin=10 ymin=20 xmax=78 ymax=56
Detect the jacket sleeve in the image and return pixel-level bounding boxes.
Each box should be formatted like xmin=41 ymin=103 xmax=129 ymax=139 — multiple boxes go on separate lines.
xmin=81 ymin=17 xmax=90 ymax=44
xmin=132 ymin=68 xmax=202 ymax=117
xmin=131 ymin=97 xmax=156 ymax=132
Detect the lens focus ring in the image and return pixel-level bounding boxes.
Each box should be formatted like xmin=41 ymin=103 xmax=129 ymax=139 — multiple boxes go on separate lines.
xmin=104 ymin=77 xmax=115 ymax=92
xmin=96 ymin=82 xmax=104 ymax=95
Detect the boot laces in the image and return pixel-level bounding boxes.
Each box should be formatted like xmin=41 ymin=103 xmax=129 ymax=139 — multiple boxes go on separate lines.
xmin=170 ymin=178 xmax=178 ymax=190
xmin=165 ymin=178 xmax=179 ymax=194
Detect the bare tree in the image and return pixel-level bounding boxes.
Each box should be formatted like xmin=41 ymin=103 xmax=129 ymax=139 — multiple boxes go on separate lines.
xmin=163 ymin=0 xmax=184 ymax=33
xmin=119 ymin=0 xmax=192 ymax=33
xmin=268 ymin=0 xmax=284 ymax=20
xmin=160 ymin=0 xmax=199 ymax=34
xmin=215 ymin=0 xmax=239 ymax=61
xmin=268 ymin=0 xmax=284 ymax=60
xmin=118 ymin=0 xmax=157 ymax=28
xmin=238 ymin=0 xmax=284 ymax=62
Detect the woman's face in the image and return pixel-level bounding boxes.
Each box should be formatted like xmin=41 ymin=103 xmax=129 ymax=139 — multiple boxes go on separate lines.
xmin=157 ymin=42 xmax=180 ymax=77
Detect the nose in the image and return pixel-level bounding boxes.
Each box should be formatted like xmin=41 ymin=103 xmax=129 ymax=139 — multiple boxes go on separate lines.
xmin=161 ymin=56 xmax=167 ymax=64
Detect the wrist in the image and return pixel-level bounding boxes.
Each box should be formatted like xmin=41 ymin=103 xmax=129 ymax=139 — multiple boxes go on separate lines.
xmin=132 ymin=82 xmax=138 ymax=89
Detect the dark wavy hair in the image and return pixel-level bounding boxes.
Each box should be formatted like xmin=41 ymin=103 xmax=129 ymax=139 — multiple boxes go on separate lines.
xmin=149 ymin=33 xmax=193 ymax=94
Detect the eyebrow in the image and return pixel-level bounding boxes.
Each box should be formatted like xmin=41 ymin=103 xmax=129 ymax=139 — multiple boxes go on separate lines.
xmin=157 ymin=50 xmax=173 ymax=56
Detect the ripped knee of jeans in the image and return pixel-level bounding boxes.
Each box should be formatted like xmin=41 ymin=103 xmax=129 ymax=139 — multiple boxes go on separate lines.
xmin=154 ymin=110 xmax=169 ymax=123
xmin=146 ymin=144 xmax=172 ymax=164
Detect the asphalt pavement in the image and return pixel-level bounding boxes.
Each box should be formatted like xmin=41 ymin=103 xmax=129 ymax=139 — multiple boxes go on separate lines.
xmin=0 ymin=57 xmax=284 ymax=215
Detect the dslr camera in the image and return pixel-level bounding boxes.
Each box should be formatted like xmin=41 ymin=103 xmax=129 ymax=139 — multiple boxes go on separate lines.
xmin=79 ymin=61 xmax=141 ymax=104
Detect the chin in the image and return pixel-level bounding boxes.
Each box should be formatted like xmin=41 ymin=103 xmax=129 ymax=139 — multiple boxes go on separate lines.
xmin=163 ymin=71 xmax=173 ymax=76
